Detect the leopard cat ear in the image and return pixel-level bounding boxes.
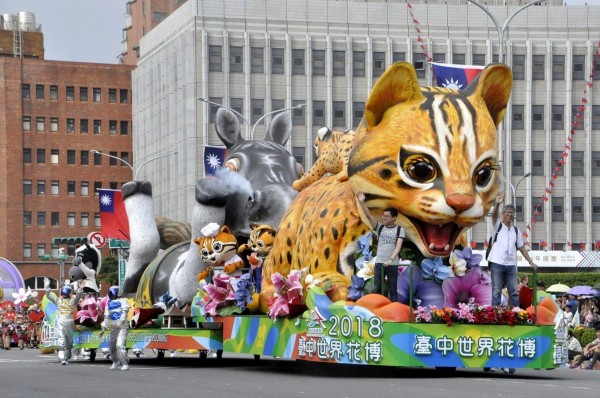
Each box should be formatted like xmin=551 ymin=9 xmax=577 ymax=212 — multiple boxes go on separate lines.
xmin=364 ymin=62 xmax=425 ymax=129
xmin=464 ymin=63 xmax=513 ymax=126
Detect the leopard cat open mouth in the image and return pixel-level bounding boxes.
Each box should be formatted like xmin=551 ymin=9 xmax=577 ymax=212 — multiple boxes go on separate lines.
xmin=407 ymin=216 xmax=462 ymax=257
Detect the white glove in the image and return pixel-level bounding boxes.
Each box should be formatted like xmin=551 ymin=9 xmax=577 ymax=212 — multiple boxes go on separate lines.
xmin=44 ymin=277 xmax=50 ymax=290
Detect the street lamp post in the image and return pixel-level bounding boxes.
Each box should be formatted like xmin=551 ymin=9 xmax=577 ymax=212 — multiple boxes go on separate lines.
xmin=91 ymin=150 xmax=177 ymax=181
xmin=197 ymin=97 xmax=250 ymax=127
xmin=249 ymin=104 xmax=305 ymax=140
xmin=502 ymin=172 xmax=531 ymax=206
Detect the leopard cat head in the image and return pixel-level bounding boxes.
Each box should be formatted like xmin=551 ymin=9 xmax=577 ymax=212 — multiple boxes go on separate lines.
xmin=238 ymin=223 xmax=277 ymax=256
xmin=348 ymin=62 xmax=512 ymax=258
xmin=193 ymin=225 xmax=239 ymax=266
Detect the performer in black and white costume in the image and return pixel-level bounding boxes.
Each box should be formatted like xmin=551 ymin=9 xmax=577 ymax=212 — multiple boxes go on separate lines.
xmin=99 ymin=286 xmax=131 ymax=370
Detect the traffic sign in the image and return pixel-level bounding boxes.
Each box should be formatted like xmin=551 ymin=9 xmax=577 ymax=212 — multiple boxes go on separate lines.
xmin=87 ymin=231 xmax=106 ymax=248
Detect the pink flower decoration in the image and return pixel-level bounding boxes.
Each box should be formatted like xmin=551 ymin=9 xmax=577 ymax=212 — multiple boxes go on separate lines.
xmin=77 ymin=295 xmax=102 ymax=323
xmin=268 ymin=270 xmax=304 ymax=321
xmin=441 ymin=267 xmax=492 ymax=309
xmin=202 ymin=274 xmax=236 ymax=316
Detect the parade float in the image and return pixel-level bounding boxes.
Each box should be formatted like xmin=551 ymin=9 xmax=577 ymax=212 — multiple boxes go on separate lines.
xmin=41 ymin=62 xmax=567 ymax=370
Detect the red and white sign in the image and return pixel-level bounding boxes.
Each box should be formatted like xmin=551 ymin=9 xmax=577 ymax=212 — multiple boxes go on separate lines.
xmin=87 ymin=231 xmax=106 ymax=248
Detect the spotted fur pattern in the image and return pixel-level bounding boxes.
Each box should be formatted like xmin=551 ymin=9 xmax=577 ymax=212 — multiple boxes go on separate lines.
xmin=292 ymin=128 xmax=355 ymax=191
xmin=260 ymin=62 xmax=512 ymax=307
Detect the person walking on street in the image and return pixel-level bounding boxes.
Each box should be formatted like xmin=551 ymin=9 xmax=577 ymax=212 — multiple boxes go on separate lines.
xmin=99 ymin=286 xmax=131 ymax=370
xmin=44 ymin=277 xmax=82 ymax=365
xmin=357 ymin=191 xmax=405 ymax=302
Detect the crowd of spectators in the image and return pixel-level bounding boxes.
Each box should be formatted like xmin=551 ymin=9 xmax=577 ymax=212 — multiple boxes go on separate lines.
xmin=0 ymin=304 xmax=41 ymax=350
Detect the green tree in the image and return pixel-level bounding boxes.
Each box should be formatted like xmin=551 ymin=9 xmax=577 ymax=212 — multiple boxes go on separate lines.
xmin=98 ymin=255 xmax=118 ymax=286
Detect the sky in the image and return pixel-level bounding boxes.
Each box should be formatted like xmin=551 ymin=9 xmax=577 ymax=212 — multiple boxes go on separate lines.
xmin=1 ymin=0 xmax=599 ymax=64
xmin=2 ymin=0 xmax=124 ymax=64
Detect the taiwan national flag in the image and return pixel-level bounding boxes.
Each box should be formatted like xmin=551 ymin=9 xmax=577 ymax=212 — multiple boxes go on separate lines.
xmin=98 ymin=189 xmax=130 ymax=241
xmin=203 ymin=145 xmax=227 ymax=177
xmin=431 ymin=62 xmax=485 ymax=90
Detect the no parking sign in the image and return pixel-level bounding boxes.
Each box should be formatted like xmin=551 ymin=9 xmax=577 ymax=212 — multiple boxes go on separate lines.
xmin=87 ymin=231 xmax=106 ymax=248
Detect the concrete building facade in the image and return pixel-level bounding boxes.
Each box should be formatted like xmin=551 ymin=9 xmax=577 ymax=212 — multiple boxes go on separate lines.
xmin=0 ymin=19 xmax=134 ymax=287
xmin=131 ymin=0 xmax=600 ymax=250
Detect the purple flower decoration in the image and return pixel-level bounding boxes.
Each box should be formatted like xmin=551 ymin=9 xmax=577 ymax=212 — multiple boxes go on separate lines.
xmin=347 ymin=275 xmax=365 ymax=301
xmin=442 ymin=266 xmax=491 ymax=309
xmin=233 ymin=273 xmax=254 ymax=310
xmin=421 ymin=257 xmax=453 ymax=283
xmin=397 ymin=265 xmax=444 ymax=309
xmin=454 ymin=247 xmax=483 ymax=270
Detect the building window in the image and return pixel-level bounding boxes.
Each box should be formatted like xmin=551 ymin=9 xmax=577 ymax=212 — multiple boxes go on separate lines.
xmin=94 ymin=213 xmax=101 ymax=227
xmin=251 ymin=99 xmax=264 ymax=124
xmin=551 ymin=151 xmax=564 ymax=176
xmin=108 ymin=88 xmax=117 ymax=103
xmin=312 ymin=49 xmax=325 ymax=76
xmin=67 ymin=150 xmax=75 ymax=165
xmin=37 ymin=149 xmax=45 ymax=163
xmin=453 ymin=53 xmax=465 ymax=65
xmin=109 ymin=151 xmax=118 ymax=166
xmin=531 ymin=105 xmax=544 ymax=130
xmin=573 ymin=55 xmax=585 ymax=80
xmin=23 ymin=244 xmax=32 ymax=258
xmin=552 ymin=55 xmax=564 ymax=80
xmin=512 ymin=105 xmax=524 ymax=129
xmin=293 ymin=147 xmax=305 ymax=169
xmin=592 ymin=105 xmax=600 ymax=130
xmin=110 ymin=181 xmax=118 ymax=190
xmin=21 ymin=116 xmax=32 ymax=132
xmin=209 ymin=45 xmax=222 ymax=72
xmin=23 ymin=180 xmax=32 ymax=195
xmin=552 ymin=197 xmax=564 ymax=222
xmin=208 ymin=96 xmax=222 ymax=123
xmin=571 ymin=105 xmax=584 ymax=130
xmin=51 ymin=212 xmax=59 ymax=226
xmin=572 ymin=197 xmax=584 ymax=222
xmin=68 ymin=181 xmax=75 ymax=195
xmin=50 ymin=85 xmax=58 ymax=100
xmin=93 ymin=88 xmax=101 ymax=102
xmin=413 ymin=53 xmax=425 ymax=78
xmin=66 ymin=118 xmax=75 ymax=133
xmin=353 ymin=102 xmax=364 ymax=128
xmin=80 ymin=87 xmax=88 ymax=101
xmin=230 ymin=46 xmax=243 ymax=73
xmin=251 ymin=47 xmax=264 ymax=74
xmin=22 ymin=84 xmax=30 ymax=98
xmin=531 ymin=151 xmax=544 ymax=176
xmin=512 ymin=54 xmax=525 ymax=80
xmin=515 ymin=197 xmax=524 ymax=222
xmin=292 ymin=49 xmax=305 ymax=75
xmin=551 ymin=105 xmax=564 ymax=130
xmin=109 ymin=120 xmax=117 ymax=134
xmin=94 ymin=182 xmax=102 ymax=195
xmin=35 ymin=117 xmax=44 ymax=132
xmin=66 ymin=86 xmax=75 ymax=101
xmin=36 ymin=84 xmax=44 ymax=99
xmin=571 ymin=151 xmax=584 ymax=177
xmin=393 ymin=52 xmax=406 ymax=63
xmin=120 ymin=121 xmax=129 ymax=135
xmin=272 ymin=99 xmax=284 ymax=112
xmin=37 ymin=211 xmax=46 ymax=226
xmin=472 ymin=54 xmax=486 ymax=66
xmin=292 ymin=100 xmax=305 ymax=126
xmin=313 ymin=101 xmax=325 ymax=126
xmin=593 ymin=152 xmax=600 ymax=176
xmin=81 ymin=181 xmax=89 ymax=196
xmin=80 ymin=119 xmax=88 ymax=134
xmin=67 ymin=212 xmax=76 ymax=227
xmin=120 ymin=89 xmax=128 ymax=103
xmin=373 ymin=51 xmax=386 ymax=78
xmin=94 ymin=152 xmax=102 ymax=165
xmin=81 ymin=212 xmax=89 ymax=227
xmin=121 ymin=152 xmax=129 ymax=165
xmin=37 ymin=180 xmax=45 ymax=195
xmin=80 ymin=150 xmax=89 ymax=165
xmin=24 ymin=149 xmax=32 ymax=163
xmin=50 ymin=117 xmax=58 ymax=132
xmin=333 ymin=50 xmax=345 ymax=76
xmin=512 ymin=151 xmax=524 ymax=176
xmin=592 ymin=197 xmax=600 ymax=222
xmin=51 ymin=181 xmax=59 ymax=195
xmin=230 ymin=98 xmax=244 ymax=123
xmin=332 ymin=101 xmax=345 ymax=128
xmin=51 ymin=149 xmax=59 ymax=164
xmin=532 ymin=55 xmax=545 ymax=80
xmin=272 ymin=48 xmax=284 ymax=74
xmin=94 ymin=120 xmax=102 ymax=134
xmin=24 ymin=211 xmax=32 ymax=226
xmin=532 ymin=197 xmax=544 ymax=222
xmin=353 ymin=51 xmax=365 ymax=77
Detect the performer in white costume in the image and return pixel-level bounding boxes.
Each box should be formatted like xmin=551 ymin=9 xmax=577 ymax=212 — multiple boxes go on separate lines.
xmin=44 ymin=277 xmax=82 ymax=365
xmin=99 ymin=286 xmax=131 ymax=370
